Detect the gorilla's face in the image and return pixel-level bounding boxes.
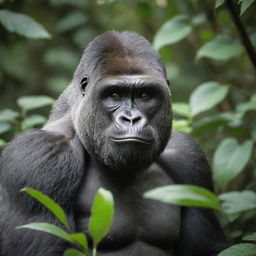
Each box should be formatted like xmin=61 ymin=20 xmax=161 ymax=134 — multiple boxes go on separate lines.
xmin=75 ymin=73 xmax=171 ymax=172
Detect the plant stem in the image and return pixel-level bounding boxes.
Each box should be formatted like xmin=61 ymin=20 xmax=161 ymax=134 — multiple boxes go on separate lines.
xmin=92 ymin=247 xmax=97 ymax=256
xmin=226 ymin=0 xmax=256 ymax=70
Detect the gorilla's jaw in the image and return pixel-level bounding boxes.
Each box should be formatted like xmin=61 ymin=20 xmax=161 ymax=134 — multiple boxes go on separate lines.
xmin=86 ymin=134 xmax=159 ymax=173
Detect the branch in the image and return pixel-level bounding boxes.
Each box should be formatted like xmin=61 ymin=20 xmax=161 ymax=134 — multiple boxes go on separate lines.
xmin=226 ymin=0 xmax=256 ymax=69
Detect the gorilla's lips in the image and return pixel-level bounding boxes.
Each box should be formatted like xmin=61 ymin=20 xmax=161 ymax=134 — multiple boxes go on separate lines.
xmin=110 ymin=136 xmax=153 ymax=144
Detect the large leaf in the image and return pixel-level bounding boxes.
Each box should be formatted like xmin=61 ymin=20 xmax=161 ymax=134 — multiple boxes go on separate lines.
xmin=17 ymin=95 xmax=54 ymax=112
xmin=0 ymin=109 xmax=19 ymax=122
xmin=21 ymin=115 xmax=47 ymax=130
xmin=220 ymin=191 xmax=256 ymax=214
xmin=197 ymin=35 xmax=243 ymax=61
xmin=21 ymin=188 xmax=71 ymax=231
xmin=17 ymin=223 xmax=72 ymax=242
xmin=189 ymin=81 xmax=229 ymax=116
xmin=243 ymin=233 xmax=256 ymax=241
xmin=213 ymin=138 xmax=253 ymax=190
xmin=153 ymin=15 xmax=192 ymax=50
xmin=218 ymin=243 xmax=256 ymax=256
xmin=63 ymin=249 xmax=85 ymax=256
xmin=239 ymin=0 xmax=255 ymax=15
xmin=172 ymin=102 xmax=191 ymax=117
xmin=0 ymin=122 xmax=11 ymax=134
xmin=144 ymin=185 xmax=222 ymax=211
xmin=0 ymin=10 xmax=51 ymax=39
xmin=89 ymin=188 xmax=114 ymax=247
xmin=70 ymin=233 xmax=88 ymax=251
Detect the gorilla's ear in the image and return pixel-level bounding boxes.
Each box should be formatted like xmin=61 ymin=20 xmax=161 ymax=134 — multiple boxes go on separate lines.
xmin=80 ymin=76 xmax=89 ymax=96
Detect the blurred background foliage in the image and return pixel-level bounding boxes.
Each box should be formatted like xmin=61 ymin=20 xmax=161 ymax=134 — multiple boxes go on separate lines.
xmin=0 ymin=0 xmax=256 ymax=254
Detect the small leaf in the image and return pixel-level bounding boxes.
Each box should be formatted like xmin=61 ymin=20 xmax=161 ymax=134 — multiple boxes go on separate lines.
xmin=237 ymin=94 xmax=256 ymax=114
xmin=0 ymin=10 xmax=51 ymax=39
xmin=239 ymin=0 xmax=255 ymax=15
xmin=0 ymin=122 xmax=11 ymax=134
xmin=0 ymin=138 xmax=6 ymax=147
xmin=70 ymin=233 xmax=88 ymax=251
xmin=153 ymin=15 xmax=192 ymax=50
xmin=215 ymin=0 xmax=225 ymax=8
xmin=243 ymin=233 xmax=256 ymax=241
xmin=17 ymin=95 xmax=54 ymax=112
xmin=173 ymin=119 xmax=192 ymax=134
xmin=21 ymin=115 xmax=47 ymax=130
xmin=89 ymin=188 xmax=114 ymax=247
xmin=17 ymin=223 xmax=72 ymax=242
xmin=172 ymin=102 xmax=191 ymax=117
xmin=189 ymin=81 xmax=229 ymax=116
xmin=197 ymin=35 xmax=243 ymax=61
xmin=0 ymin=109 xmax=19 ymax=122
xmin=63 ymin=249 xmax=85 ymax=256
xmin=213 ymin=138 xmax=253 ymax=190
xmin=56 ymin=11 xmax=87 ymax=33
xmin=218 ymin=243 xmax=256 ymax=256
xmin=21 ymin=188 xmax=71 ymax=231
xmin=144 ymin=185 xmax=222 ymax=211
xmin=220 ymin=191 xmax=256 ymax=214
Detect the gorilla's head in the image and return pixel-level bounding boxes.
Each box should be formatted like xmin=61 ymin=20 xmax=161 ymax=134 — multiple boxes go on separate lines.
xmin=71 ymin=31 xmax=171 ymax=172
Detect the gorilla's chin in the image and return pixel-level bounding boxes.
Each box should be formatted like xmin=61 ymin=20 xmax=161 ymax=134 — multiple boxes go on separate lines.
xmin=92 ymin=138 xmax=157 ymax=173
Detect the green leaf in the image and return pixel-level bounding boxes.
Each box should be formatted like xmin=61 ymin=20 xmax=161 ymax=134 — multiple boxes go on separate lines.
xmin=17 ymin=95 xmax=55 ymax=112
xmin=56 ymin=11 xmax=87 ymax=33
xmin=191 ymin=13 xmax=206 ymax=26
xmin=239 ymin=0 xmax=255 ymax=15
xmin=243 ymin=233 xmax=256 ymax=241
xmin=63 ymin=249 xmax=85 ymax=256
xmin=215 ymin=0 xmax=225 ymax=8
xmin=70 ymin=233 xmax=88 ymax=251
xmin=21 ymin=188 xmax=71 ymax=231
xmin=218 ymin=243 xmax=256 ymax=256
xmin=21 ymin=115 xmax=47 ymax=130
xmin=213 ymin=138 xmax=254 ymax=190
xmin=237 ymin=94 xmax=256 ymax=114
xmin=196 ymin=35 xmax=243 ymax=61
xmin=144 ymin=185 xmax=222 ymax=211
xmin=172 ymin=102 xmax=191 ymax=117
xmin=0 ymin=109 xmax=19 ymax=122
xmin=0 ymin=138 xmax=6 ymax=147
xmin=153 ymin=15 xmax=192 ymax=50
xmin=0 ymin=10 xmax=51 ymax=39
xmin=189 ymin=81 xmax=229 ymax=116
xmin=89 ymin=188 xmax=114 ymax=247
xmin=173 ymin=119 xmax=192 ymax=134
xmin=0 ymin=122 xmax=11 ymax=134
xmin=220 ymin=191 xmax=256 ymax=214
xmin=17 ymin=223 xmax=72 ymax=242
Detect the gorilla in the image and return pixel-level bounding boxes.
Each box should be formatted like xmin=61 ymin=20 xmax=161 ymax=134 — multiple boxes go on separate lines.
xmin=0 ymin=31 xmax=226 ymax=256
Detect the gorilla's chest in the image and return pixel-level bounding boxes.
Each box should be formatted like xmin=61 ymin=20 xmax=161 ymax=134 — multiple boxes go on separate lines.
xmin=74 ymin=162 xmax=181 ymax=250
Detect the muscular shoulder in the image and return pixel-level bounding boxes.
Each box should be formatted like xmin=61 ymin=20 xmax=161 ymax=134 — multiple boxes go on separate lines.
xmin=158 ymin=130 xmax=214 ymax=190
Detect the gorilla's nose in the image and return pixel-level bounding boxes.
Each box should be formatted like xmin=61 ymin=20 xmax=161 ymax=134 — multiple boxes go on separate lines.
xmin=116 ymin=109 xmax=147 ymax=127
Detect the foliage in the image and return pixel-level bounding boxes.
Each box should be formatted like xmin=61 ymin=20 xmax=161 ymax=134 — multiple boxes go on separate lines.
xmin=18 ymin=188 xmax=114 ymax=256
xmin=0 ymin=0 xmax=256 ymax=255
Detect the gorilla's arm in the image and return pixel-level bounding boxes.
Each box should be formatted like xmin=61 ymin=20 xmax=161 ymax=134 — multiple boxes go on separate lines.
xmin=158 ymin=131 xmax=227 ymax=256
xmin=0 ymin=128 xmax=85 ymax=256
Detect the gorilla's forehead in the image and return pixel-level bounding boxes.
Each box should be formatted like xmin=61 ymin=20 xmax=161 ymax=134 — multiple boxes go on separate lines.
xmin=96 ymin=75 xmax=169 ymax=90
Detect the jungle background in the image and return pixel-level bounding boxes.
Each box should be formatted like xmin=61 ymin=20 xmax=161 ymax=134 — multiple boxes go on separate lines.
xmin=0 ymin=0 xmax=256 ymax=255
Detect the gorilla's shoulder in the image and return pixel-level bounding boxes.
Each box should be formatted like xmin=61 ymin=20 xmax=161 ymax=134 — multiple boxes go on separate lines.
xmin=158 ymin=130 xmax=214 ymax=190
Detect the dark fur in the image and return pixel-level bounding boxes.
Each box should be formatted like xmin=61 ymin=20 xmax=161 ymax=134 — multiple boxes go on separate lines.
xmin=0 ymin=31 xmax=226 ymax=256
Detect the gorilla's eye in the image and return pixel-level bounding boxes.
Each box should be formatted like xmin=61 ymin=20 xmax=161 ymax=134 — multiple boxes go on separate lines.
xmin=139 ymin=92 xmax=150 ymax=101
xmin=80 ymin=76 xmax=88 ymax=95
xmin=111 ymin=92 xmax=121 ymax=99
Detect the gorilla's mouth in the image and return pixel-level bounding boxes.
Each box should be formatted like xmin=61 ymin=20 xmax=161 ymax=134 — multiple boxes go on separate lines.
xmin=111 ymin=136 xmax=153 ymax=144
